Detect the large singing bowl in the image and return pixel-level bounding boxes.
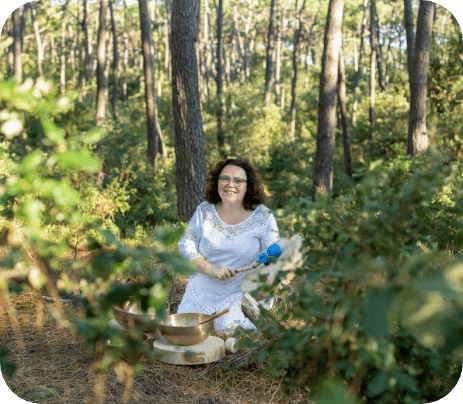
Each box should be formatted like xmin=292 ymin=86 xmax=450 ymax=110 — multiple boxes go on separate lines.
xmin=112 ymin=299 xmax=170 ymax=333
xmin=159 ymin=313 xmax=213 ymax=346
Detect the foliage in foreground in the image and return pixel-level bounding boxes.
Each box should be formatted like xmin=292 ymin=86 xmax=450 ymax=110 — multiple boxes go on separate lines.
xmin=245 ymin=152 xmax=463 ymax=403
xmin=0 ymin=48 xmax=192 ymax=378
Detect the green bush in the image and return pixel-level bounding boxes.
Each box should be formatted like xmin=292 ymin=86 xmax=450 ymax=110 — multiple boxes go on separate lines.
xmin=245 ymin=150 xmax=463 ymax=402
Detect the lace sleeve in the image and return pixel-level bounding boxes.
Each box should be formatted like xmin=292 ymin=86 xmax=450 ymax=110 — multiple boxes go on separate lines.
xmin=259 ymin=209 xmax=280 ymax=254
xmin=178 ymin=205 xmax=204 ymax=261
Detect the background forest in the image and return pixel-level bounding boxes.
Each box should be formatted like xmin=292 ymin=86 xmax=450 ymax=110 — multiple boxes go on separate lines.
xmin=1 ymin=0 xmax=463 ymax=403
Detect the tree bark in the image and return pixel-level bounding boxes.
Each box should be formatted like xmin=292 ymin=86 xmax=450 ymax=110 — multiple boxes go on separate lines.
xmin=244 ymin=0 xmax=253 ymax=83
xmin=337 ymin=47 xmax=351 ymax=178
xmin=60 ymin=1 xmax=69 ymax=95
xmin=82 ymin=0 xmax=91 ymax=88
xmin=374 ymin=7 xmax=386 ymax=92
xmin=123 ymin=0 xmax=128 ymax=105
xmin=69 ymin=25 xmax=78 ymax=88
xmin=138 ymin=0 xmax=159 ymax=169
xmin=404 ymin=0 xmax=415 ymax=79
xmin=30 ymin=3 xmax=44 ymax=78
xmin=216 ymin=0 xmax=225 ymax=155
xmin=13 ymin=8 xmax=22 ymax=83
xmin=95 ymin=0 xmax=109 ymax=129
xmin=171 ymin=0 xmax=208 ymax=222
xmin=20 ymin=4 xmax=30 ymax=52
xmin=311 ymin=0 xmax=344 ymax=201
xmin=407 ymin=0 xmax=434 ymax=155
xmin=290 ymin=0 xmax=307 ymax=142
xmin=275 ymin=0 xmax=282 ymax=107
xmin=164 ymin=0 xmax=172 ymax=82
xmin=264 ymin=0 xmax=276 ymax=106
xmin=109 ymin=0 xmax=120 ymax=123
xmin=369 ymin=0 xmax=376 ymax=140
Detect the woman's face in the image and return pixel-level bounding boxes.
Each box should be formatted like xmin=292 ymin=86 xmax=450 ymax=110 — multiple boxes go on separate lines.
xmin=217 ymin=165 xmax=248 ymax=207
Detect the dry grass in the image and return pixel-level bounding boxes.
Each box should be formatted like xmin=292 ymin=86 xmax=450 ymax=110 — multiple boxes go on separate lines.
xmin=1 ymin=274 xmax=307 ymax=404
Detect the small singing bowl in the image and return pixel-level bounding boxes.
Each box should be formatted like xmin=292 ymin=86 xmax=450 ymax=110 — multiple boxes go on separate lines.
xmin=159 ymin=313 xmax=213 ymax=346
xmin=112 ymin=299 xmax=170 ymax=332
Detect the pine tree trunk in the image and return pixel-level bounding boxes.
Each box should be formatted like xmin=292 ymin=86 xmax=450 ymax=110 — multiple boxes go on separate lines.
xmin=404 ymin=0 xmax=415 ymax=78
xmin=311 ymin=0 xmax=344 ymax=201
xmin=290 ymin=0 xmax=307 ymax=141
xmin=407 ymin=0 xmax=433 ymax=155
xmin=13 ymin=8 xmax=22 ymax=83
xmin=264 ymin=0 xmax=276 ymax=106
xmin=281 ymin=53 xmax=286 ymax=113
xmin=95 ymin=0 xmax=109 ymax=129
xmin=374 ymin=7 xmax=386 ymax=91
xmin=337 ymin=47 xmax=351 ymax=178
xmin=275 ymin=0 xmax=282 ymax=107
xmin=244 ymin=0 xmax=253 ymax=83
xmin=164 ymin=0 xmax=172 ymax=82
xmin=171 ymin=0 xmax=208 ymax=222
xmin=30 ymin=3 xmax=44 ymax=78
xmin=20 ymin=4 xmax=30 ymax=52
xmin=109 ymin=0 xmax=120 ymax=123
xmin=69 ymin=25 xmax=78 ymax=88
xmin=216 ymin=0 xmax=225 ymax=155
xmin=60 ymin=2 xmax=69 ymax=95
xmin=352 ymin=0 xmax=368 ymax=127
xmin=123 ymin=0 xmax=128 ymax=105
xmin=83 ymin=0 xmax=91 ymax=85
xmin=138 ymin=0 xmax=159 ymax=169
xmin=369 ymin=0 xmax=376 ymax=140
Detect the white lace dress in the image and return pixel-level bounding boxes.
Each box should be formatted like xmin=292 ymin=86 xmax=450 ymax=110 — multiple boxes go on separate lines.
xmin=177 ymin=201 xmax=280 ymax=332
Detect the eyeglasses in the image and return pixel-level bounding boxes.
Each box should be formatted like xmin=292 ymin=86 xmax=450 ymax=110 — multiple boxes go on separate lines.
xmin=219 ymin=175 xmax=247 ymax=186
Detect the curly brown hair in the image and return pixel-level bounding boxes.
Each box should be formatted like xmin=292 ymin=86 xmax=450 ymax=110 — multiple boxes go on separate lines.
xmin=204 ymin=159 xmax=266 ymax=210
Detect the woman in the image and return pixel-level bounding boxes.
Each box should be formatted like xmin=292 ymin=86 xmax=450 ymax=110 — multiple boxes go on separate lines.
xmin=177 ymin=159 xmax=280 ymax=332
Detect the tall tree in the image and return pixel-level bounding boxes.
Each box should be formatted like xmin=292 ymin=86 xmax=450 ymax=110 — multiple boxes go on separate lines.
xmin=274 ymin=0 xmax=282 ymax=107
xmin=404 ymin=0 xmax=415 ymax=78
xmin=337 ymin=46 xmax=351 ymax=178
xmin=12 ymin=7 xmax=22 ymax=83
xmin=60 ymin=1 xmax=70 ymax=95
xmin=264 ymin=0 xmax=276 ymax=106
xmin=109 ymin=0 xmax=120 ymax=123
xmin=171 ymin=0 xmax=208 ymax=222
xmin=311 ymin=0 xmax=344 ymax=201
xmin=374 ymin=6 xmax=386 ymax=92
xmin=352 ymin=0 xmax=368 ymax=127
xmin=30 ymin=2 xmax=44 ymax=78
xmin=407 ymin=0 xmax=434 ymax=155
xmin=138 ymin=0 xmax=159 ymax=168
xmin=369 ymin=0 xmax=377 ymax=140
xmin=122 ymin=0 xmax=128 ymax=105
xmin=290 ymin=0 xmax=307 ymax=141
xmin=216 ymin=0 xmax=225 ymax=155
xmin=95 ymin=0 xmax=109 ymax=129
xmin=81 ymin=0 xmax=91 ymax=89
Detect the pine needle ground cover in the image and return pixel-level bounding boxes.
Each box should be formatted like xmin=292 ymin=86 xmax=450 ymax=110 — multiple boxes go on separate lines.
xmin=1 ymin=269 xmax=306 ymax=404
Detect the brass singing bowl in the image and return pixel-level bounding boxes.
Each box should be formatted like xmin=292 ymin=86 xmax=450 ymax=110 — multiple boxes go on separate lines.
xmin=112 ymin=299 xmax=170 ymax=333
xmin=159 ymin=313 xmax=213 ymax=346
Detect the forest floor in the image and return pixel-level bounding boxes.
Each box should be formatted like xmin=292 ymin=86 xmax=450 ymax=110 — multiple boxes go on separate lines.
xmin=1 ymin=246 xmax=308 ymax=404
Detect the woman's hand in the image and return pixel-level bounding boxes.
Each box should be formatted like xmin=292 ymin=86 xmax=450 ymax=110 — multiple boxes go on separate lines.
xmin=211 ymin=266 xmax=236 ymax=281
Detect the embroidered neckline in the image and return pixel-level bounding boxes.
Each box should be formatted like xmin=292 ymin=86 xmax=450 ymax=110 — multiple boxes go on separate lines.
xmin=199 ymin=202 xmax=271 ymax=239
xmin=212 ymin=204 xmax=255 ymax=227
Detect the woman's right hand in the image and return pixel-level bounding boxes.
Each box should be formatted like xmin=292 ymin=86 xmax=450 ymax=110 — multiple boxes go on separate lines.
xmin=211 ymin=266 xmax=235 ymax=281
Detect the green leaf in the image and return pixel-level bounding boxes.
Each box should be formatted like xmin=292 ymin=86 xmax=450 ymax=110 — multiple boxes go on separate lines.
xmin=364 ymin=288 xmax=395 ymax=337
xmin=156 ymin=252 xmax=195 ymax=276
xmin=41 ymin=119 xmax=66 ymax=145
xmin=56 ymin=150 xmax=101 ymax=173
xmin=368 ymin=371 xmax=391 ymax=397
